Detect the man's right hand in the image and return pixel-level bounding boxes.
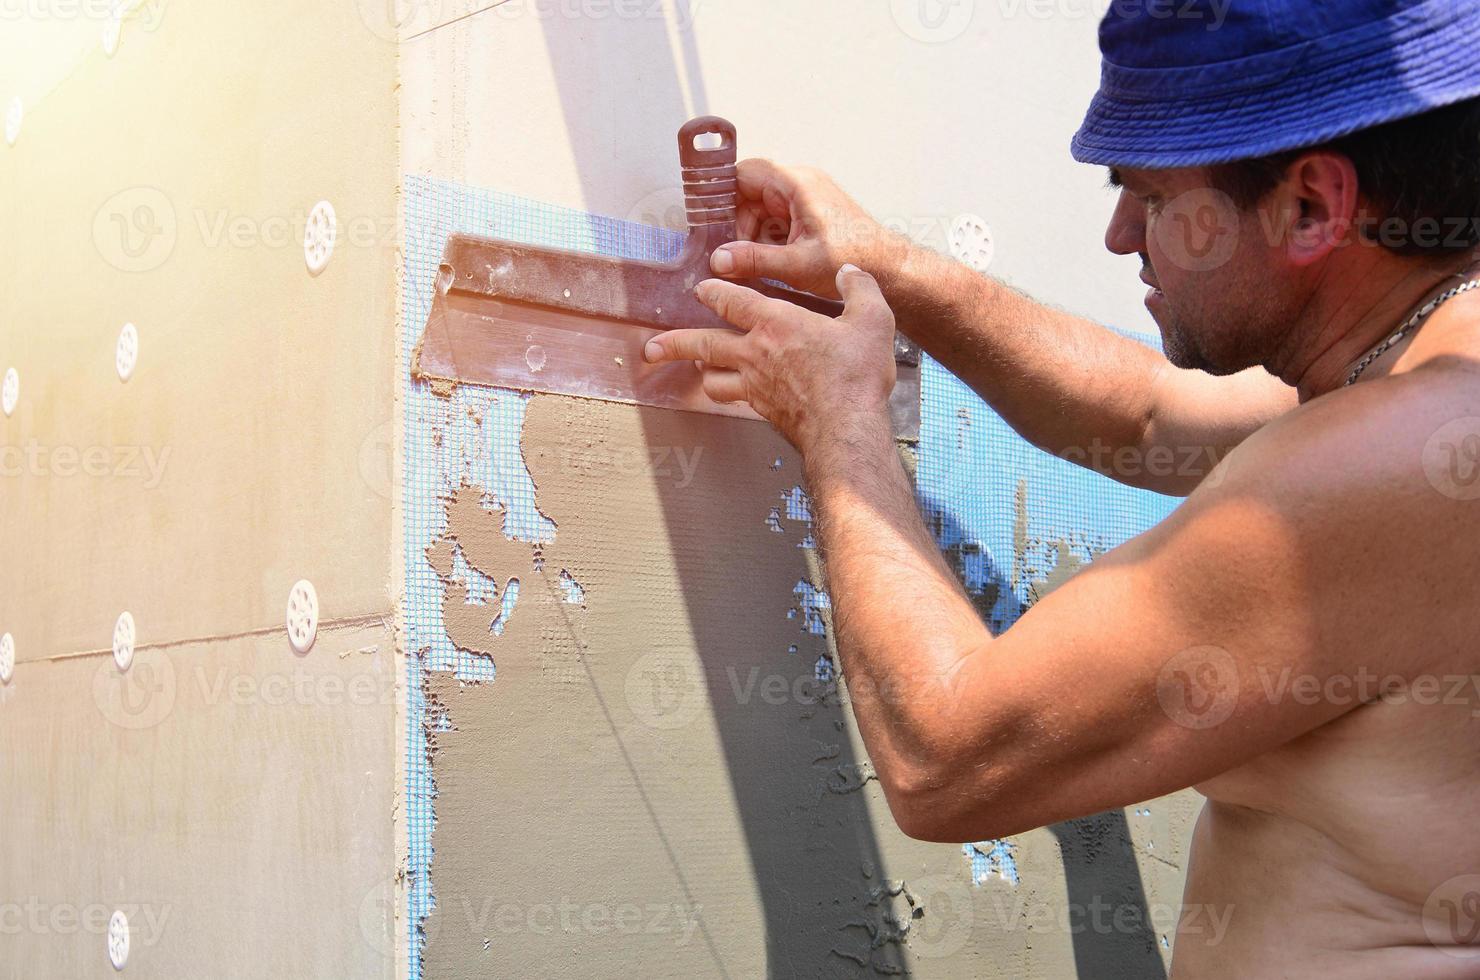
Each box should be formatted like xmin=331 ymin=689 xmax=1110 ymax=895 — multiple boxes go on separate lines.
xmin=711 ymin=159 xmax=906 ymax=298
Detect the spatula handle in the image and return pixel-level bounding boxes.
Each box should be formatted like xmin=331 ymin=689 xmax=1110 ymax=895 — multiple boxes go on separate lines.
xmin=678 ymin=116 xmax=739 ymax=240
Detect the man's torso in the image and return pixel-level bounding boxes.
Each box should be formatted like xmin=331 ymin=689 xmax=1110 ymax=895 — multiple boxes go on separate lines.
xmin=1169 ymin=303 xmax=1480 ymax=978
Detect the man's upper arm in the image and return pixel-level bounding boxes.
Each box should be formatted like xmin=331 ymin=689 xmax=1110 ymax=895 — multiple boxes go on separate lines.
xmin=924 ymin=380 xmax=1455 ymax=840
xmin=1136 ymin=364 xmax=1299 ymax=495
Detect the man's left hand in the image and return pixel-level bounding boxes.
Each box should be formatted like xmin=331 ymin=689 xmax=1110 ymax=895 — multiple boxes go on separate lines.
xmin=642 ymin=264 xmax=898 ymax=450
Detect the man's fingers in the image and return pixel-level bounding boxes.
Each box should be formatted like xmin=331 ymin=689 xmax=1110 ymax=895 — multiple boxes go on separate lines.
xmin=693 ymin=279 xmax=793 ymax=333
xmin=699 ymin=368 xmax=747 ymax=405
xmin=710 ymin=241 xmax=796 ymax=280
xmin=643 ymin=328 xmax=748 ymax=367
xmin=736 ymin=202 xmax=765 ymax=243
xmin=735 ymin=158 xmax=797 ymax=217
xmin=835 ymin=263 xmax=894 ymax=326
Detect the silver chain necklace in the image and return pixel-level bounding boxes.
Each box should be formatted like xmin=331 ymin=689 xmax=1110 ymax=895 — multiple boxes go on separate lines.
xmin=1344 ymin=277 xmax=1480 ymax=386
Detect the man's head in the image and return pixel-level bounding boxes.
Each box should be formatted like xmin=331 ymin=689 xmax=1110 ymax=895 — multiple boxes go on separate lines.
xmin=1104 ymin=97 xmax=1480 ymax=374
xmin=1073 ymin=0 xmax=1480 ymax=376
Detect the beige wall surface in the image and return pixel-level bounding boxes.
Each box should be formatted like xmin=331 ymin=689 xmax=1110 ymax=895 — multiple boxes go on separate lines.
xmin=0 ymin=0 xmax=400 ymax=660
xmin=0 ymin=2 xmax=401 ymax=975
xmin=0 ymin=625 xmax=398 ymax=978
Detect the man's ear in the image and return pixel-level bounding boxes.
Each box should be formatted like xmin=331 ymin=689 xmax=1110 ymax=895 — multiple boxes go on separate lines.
xmin=1269 ymin=151 xmax=1360 ymax=267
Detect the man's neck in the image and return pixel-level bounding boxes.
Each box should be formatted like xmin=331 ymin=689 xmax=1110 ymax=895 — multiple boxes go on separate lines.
xmin=1272 ymin=251 xmax=1480 ymax=401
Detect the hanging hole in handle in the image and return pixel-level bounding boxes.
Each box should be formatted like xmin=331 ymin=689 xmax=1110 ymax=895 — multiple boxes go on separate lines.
xmin=678 ymin=116 xmax=737 ymax=164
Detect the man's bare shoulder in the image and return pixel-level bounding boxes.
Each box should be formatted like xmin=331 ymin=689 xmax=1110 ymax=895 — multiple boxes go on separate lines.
xmin=1187 ymin=342 xmax=1480 ymax=673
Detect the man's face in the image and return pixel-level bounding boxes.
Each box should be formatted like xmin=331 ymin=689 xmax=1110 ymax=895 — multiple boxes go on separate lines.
xmin=1104 ymin=166 xmax=1294 ymax=376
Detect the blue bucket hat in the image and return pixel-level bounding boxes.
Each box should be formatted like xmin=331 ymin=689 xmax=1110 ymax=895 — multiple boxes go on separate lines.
xmin=1071 ymin=0 xmax=1480 ymax=168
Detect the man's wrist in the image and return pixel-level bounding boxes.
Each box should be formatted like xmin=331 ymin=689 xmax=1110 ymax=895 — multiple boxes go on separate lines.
xmin=868 ymin=233 xmax=991 ymax=338
xmin=861 ymin=229 xmax=917 ymax=299
xmin=798 ymin=409 xmax=897 ymax=483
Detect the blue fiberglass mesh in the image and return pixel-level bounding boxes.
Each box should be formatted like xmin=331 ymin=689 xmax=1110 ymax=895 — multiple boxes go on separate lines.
xmin=401 ymin=173 xmax=1179 ymax=971
xmin=400 ymin=175 xmax=686 ymax=978
xmin=918 ymin=356 xmax=1180 ymax=883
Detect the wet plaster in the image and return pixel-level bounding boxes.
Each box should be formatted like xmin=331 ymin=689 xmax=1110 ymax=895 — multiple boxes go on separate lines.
xmin=414 ymin=394 xmax=1059 ymax=978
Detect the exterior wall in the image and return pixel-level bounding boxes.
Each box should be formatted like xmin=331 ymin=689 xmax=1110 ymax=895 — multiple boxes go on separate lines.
xmin=0 ymin=626 xmax=398 ymax=978
xmin=0 ymin=2 xmax=1200 ymax=977
xmin=0 ymin=2 xmax=400 ymax=974
xmin=396 ymin=4 xmax=1196 ymax=978
xmin=398 ymin=0 xmax=1154 ymax=335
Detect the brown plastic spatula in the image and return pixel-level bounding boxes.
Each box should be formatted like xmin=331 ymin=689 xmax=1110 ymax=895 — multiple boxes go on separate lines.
xmin=413 ymin=115 xmax=920 ymax=436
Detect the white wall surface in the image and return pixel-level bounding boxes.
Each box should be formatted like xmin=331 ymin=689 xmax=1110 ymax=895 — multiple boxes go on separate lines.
xmin=399 ymin=0 xmax=1155 ymax=335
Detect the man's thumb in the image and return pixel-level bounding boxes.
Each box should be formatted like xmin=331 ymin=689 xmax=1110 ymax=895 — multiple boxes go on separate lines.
xmin=835 ymin=263 xmax=883 ymax=304
xmin=835 ymin=263 xmax=894 ymax=328
xmin=711 ymin=241 xmax=798 ymax=282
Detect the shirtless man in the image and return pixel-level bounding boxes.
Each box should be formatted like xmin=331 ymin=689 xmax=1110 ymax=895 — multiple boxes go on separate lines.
xmin=643 ymin=2 xmax=1480 ymax=976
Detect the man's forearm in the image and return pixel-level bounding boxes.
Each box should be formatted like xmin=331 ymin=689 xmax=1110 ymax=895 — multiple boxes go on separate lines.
xmin=801 ymin=411 xmax=997 ymax=786
xmin=868 ymin=236 xmax=1170 ymax=468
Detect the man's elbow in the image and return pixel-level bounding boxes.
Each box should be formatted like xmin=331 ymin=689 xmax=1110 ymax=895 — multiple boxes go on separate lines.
xmin=876 ymin=755 xmax=1032 ymax=843
xmin=868 ymin=676 xmax=1047 ymax=841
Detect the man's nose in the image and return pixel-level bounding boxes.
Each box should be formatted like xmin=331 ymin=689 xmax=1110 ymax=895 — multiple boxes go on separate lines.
xmin=1104 ymin=190 xmax=1146 ymax=257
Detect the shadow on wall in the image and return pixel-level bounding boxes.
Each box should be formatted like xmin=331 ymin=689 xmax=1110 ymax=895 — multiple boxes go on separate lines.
xmin=929 ymin=494 xmax=1170 ymax=980
xmin=535 ymin=6 xmax=1167 ymax=977
xmin=1050 ymin=813 xmax=1169 ymax=980
xmin=537 ymin=0 xmax=709 ymax=230
xmin=536 ymin=8 xmax=916 ymax=977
